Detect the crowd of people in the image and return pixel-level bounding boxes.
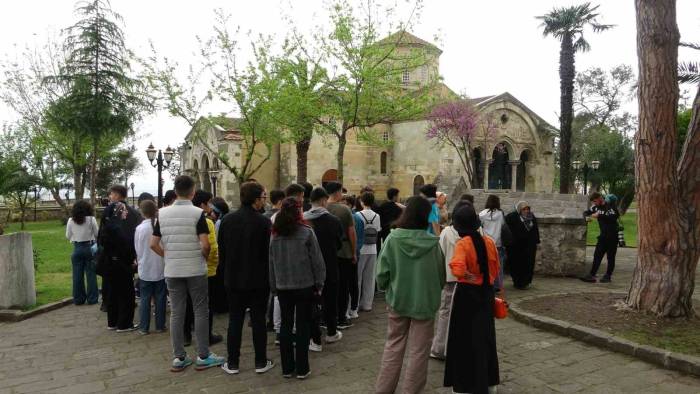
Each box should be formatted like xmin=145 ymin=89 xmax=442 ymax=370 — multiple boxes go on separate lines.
xmin=64 ymin=174 xmax=621 ymax=394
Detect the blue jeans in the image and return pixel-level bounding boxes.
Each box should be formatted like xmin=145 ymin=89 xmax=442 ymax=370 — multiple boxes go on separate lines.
xmin=494 ymin=247 xmax=507 ymax=291
xmin=139 ymin=279 xmax=167 ymax=332
xmin=71 ymin=242 xmax=98 ymax=304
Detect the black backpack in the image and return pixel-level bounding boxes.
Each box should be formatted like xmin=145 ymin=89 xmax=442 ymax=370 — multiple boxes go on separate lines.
xmin=359 ymin=211 xmax=378 ymax=245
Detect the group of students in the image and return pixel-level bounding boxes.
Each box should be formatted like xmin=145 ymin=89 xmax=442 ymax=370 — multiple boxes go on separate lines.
xmin=64 ymin=175 xmax=563 ymax=393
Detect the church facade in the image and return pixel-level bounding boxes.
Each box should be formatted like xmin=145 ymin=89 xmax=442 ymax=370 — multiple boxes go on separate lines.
xmin=180 ymin=33 xmax=556 ymax=204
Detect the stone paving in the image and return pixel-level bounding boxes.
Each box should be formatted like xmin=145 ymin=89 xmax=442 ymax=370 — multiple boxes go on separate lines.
xmin=1 ymin=247 xmax=700 ymax=393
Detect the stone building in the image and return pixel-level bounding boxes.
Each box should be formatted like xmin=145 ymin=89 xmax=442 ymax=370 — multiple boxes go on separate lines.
xmin=180 ymin=32 xmax=557 ymax=204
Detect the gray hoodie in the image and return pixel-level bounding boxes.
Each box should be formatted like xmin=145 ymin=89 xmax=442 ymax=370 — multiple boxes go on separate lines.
xmin=269 ymin=224 xmax=326 ymax=293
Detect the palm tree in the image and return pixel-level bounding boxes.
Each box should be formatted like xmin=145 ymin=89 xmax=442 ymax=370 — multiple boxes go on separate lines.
xmin=678 ymin=41 xmax=699 ymax=85
xmin=537 ymin=3 xmax=613 ymax=193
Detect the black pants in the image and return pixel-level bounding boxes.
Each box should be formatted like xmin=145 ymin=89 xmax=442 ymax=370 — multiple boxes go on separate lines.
xmin=226 ymin=288 xmax=268 ymax=367
xmin=278 ymin=287 xmax=314 ymax=375
xmin=337 ymin=258 xmax=353 ymax=323
xmin=311 ymin=280 xmax=338 ymax=343
xmin=106 ymin=271 xmax=135 ymax=329
xmin=591 ymin=236 xmax=618 ymax=277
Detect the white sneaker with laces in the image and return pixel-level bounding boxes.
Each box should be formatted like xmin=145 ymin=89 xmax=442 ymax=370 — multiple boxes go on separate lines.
xmin=348 ymin=309 xmax=359 ymax=319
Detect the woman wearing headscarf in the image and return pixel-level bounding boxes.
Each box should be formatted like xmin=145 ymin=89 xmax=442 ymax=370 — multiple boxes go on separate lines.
xmin=505 ymin=201 xmax=540 ymax=289
xmin=444 ymin=203 xmax=500 ymax=394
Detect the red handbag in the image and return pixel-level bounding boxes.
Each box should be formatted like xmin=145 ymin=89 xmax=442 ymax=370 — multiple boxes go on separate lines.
xmin=494 ymin=296 xmax=508 ymax=319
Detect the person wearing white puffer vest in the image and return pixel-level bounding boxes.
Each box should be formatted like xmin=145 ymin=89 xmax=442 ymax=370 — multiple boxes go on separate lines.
xmin=150 ymin=175 xmax=225 ymax=373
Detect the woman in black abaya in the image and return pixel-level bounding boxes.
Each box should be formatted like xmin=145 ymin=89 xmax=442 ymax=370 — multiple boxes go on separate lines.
xmin=505 ymin=201 xmax=540 ymax=289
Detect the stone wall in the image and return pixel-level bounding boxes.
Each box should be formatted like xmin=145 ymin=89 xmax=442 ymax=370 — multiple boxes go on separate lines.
xmin=446 ymin=186 xmax=590 ymax=277
xmin=0 ymin=232 xmax=36 ymax=309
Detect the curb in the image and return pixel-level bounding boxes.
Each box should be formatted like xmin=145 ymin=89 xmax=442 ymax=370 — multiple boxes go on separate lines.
xmin=0 ymin=297 xmax=74 ymax=322
xmin=509 ymin=293 xmax=700 ymax=378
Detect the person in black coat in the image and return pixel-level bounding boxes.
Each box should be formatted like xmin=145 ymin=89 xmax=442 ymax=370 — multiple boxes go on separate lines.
xmin=217 ymin=181 xmax=275 ymax=374
xmin=581 ymin=192 xmax=620 ymax=283
xmin=505 ymin=201 xmax=540 ymax=290
xmin=303 ymin=187 xmax=345 ymax=346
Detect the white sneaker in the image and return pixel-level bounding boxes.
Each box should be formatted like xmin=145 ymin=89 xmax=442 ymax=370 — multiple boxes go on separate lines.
xmin=309 ymin=340 xmax=322 ymax=352
xmin=348 ymin=309 xmax=359 ymax=319
xmin=325 ymin=331 xmax=343 ymax=343
xmin=221 ymin=362 xmax=239 ymax=375
xmin=255 ymin=359 xmax=275 ymax=374
xmin=297 ymin=370 xmax=311 ymax=380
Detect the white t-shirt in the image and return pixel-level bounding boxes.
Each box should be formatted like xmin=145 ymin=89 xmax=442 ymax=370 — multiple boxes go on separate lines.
xmin=358 ymin=209 xmax=381 ymax=255
xmin=134 ymin=219 xmax=165 ymax=281
xmin=65 ymin=217 xmax=98 ymax=242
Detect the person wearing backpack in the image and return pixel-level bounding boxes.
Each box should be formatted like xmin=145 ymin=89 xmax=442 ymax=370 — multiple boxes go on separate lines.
xmin=357 ymin=192 xmax=381 ymax=313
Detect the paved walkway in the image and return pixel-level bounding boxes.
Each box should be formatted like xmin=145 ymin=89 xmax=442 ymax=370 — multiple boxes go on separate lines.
xmin=1 ymin=247 xmax=699 ymax=393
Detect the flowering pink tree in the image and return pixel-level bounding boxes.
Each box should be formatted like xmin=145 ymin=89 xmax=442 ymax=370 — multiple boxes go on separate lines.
xmin=426 ymin=99 xmax=496 ymax=188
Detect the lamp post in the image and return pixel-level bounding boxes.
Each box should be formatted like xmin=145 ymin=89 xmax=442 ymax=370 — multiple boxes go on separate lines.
xmin=130 ymin=182 xmax=135 ymax=205
xmin=209 ymin=168 xmax=220 ymax=198
xmin=146 ymin=143 xmax=174 ymax=207
xmin=572 ymin=160 xmax=600 ymax=195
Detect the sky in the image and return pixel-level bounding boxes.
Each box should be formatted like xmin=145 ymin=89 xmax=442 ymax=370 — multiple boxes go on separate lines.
xmin=1 ymin=0 xmax=699 ymax=197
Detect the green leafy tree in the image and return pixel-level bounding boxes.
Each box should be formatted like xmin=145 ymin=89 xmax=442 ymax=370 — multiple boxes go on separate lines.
xmin=145 ymin=11 xmax=284 ymax=184
xmin=312 ymin=0 xmax=437 ymax=181
xmin=537 ymin=2 xmax=613 ymax=193
xmin=52 ymin=0 xmax=151 ymax=203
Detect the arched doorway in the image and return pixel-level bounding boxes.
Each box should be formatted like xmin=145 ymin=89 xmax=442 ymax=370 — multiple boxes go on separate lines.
xmin=488 ymin=143 xmax=511 ymax=189
xmin=321 ymin=169 xmax=338 ymax=188
xmin=472 ymin=148 xmax=484 ymax=188
xmin=516 ymin=150 xmax=530 ymax=191
xmin=201 ymin=155 xmax=212 ymax=192
xmin=413 ymin=175 xmax=425 ymax=196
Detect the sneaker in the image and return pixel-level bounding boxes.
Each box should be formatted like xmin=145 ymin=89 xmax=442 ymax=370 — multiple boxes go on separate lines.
xmin=297 ymin=370 xmax=311 ymax=380
xmin=325 ymin=331 xmax=343 ymax=343
xmin=309 ymin=340 xmax=322 ymax=352
xmin=209 ymin=334 xmax=223 ymax=345
xmin=171 ymin=356 xmax=193 ymax=372
xmin=347 ymin=309 xmax=359 ymax=319
xmin=116 ymin=325 xmax=138 ymax=333
xmin=221 ymin=362 xmax=239 ymax=375
xmin=195 ymin=353 xmax=225 ymax=371
xmin=137 ymin=330 xmax=149 ymax=335
xmin=283 ymin=373 xmax=294 ymax=378
xmin=600 ymin=276 xmax=612 ymax=283
xmin=579 ymin=274 xmax=598 ymax=283
xmin=337 ymin=321 xmax=353 ymax=330
xmin=430 ymin=351 xmax=445 ymax=361
xmin=255 ymin=360 xmax=275 ymax=374
xmin=107 ymin=326 xmax=117 ymax=331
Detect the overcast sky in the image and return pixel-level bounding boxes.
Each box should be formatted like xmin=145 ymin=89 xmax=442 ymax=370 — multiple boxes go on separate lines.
xmin=1 ymin=0 xmax=699 ymax=196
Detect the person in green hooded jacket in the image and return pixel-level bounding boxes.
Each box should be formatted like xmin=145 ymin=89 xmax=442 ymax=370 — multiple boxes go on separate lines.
xmin=375 ymin=196 xmax=445 ymax=394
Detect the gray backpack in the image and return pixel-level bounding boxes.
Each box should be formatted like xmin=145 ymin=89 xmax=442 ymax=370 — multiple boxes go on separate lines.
xmin=359 ymin=211 xmax=378 ymax=245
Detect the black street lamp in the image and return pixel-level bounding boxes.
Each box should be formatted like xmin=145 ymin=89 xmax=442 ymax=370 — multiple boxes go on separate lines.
xmin=210 ymin=168 xmax=220 ymax=198
xmin=572 ymin=160 xmax=600 ymax=195
xmin=130 ymin=182 xmax=135 ymax=205
xmin=146 ymin=143 xmax=174 ymax=207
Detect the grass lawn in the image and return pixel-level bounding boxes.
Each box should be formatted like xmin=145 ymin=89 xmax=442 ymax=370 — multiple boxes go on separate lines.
xmin=4 ymin=220 xmax=91 ymax=309
xmin=586 ymin=210 xmax=638 ymax=248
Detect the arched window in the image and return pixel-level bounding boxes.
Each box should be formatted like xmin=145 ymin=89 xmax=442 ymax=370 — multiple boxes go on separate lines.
xmin=382 ymin=130 xmax=389 ymax=143
xmin=488 ymin=143 xmax=511 ymax=189
xmin=380 ymin=152 xmax=387 ymax=175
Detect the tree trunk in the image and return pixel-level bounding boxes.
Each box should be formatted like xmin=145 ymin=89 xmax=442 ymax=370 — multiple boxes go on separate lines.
xmin=296 ymin=136 xmax=311 ymax=183
xmin=626 ymin=0 xmax=699 ymax=318
xmin=89 ymin=140 xmax=98 ymax=205
xmin=73 ymin=169 xmax=85 ymax=200
xmin=336 ymin=134 xmax=347 ymax=183
xmin=558 ymin=34 xmax=575 ymax=194
xmin=49 ymin=188 xmax=70 ymax=218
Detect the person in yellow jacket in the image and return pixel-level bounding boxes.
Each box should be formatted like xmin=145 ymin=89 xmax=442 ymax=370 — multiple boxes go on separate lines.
xmin=190 ymin=190 xmax=223 ymax=345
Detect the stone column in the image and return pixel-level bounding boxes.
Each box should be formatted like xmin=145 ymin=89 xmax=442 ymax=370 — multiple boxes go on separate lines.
xmin=483 ymin=159 xmax=492 ymax=190
xmin=509 ymin=160 xmax=521 ymax=192
xmin=0 ymin=233 xmax=35 ymax=309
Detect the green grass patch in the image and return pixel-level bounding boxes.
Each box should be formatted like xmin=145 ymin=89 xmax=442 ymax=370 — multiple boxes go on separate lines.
xmin=586 ymin=211 xmax=637 ymax=248
xmin=623 ymin=326 xmax=700 ymax=357
xmin=4 ymin=220 xmax=88 ymax=308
